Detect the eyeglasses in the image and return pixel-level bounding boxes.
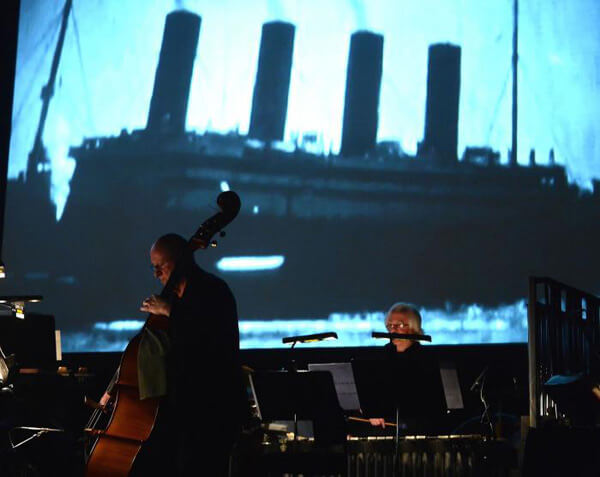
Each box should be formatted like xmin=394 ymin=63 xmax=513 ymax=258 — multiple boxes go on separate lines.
xmin=387 ymin=322 xmax=410 ymax=331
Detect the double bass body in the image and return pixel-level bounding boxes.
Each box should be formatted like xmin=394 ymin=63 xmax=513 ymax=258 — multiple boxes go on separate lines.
xmin=85 ymin=315 xmax=168 ymax=477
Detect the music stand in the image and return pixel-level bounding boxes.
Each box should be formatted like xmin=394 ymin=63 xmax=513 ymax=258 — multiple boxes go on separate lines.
xmin=351 ymin=352 xmax=447 ymax=440
xmin=249 ymin=370 xmax=347 ymax=446
xmin=307 ymin=362 xmax=361 ymax=412
xmin=0 ymin=313 xmax=56 ymax=371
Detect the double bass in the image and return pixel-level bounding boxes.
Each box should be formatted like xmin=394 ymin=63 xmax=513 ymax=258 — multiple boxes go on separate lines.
xmin=83 ymin=191 xmax=241 ymax=476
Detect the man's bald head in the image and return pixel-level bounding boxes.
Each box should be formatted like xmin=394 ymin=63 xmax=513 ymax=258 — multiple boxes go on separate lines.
xmin=151 ymin=233 xmax=189 ymax=263
xmin=150 ymin=233 xmax=192 ymax=285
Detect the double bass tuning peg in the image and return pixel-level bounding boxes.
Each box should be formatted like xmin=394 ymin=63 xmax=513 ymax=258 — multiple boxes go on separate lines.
xmin=210 ymin=230 xmax=227 ymax=248
xmin=210 ymin=230 xmax=226 ymax=247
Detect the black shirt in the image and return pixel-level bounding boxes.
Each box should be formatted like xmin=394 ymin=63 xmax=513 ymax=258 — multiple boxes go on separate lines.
xmin=135 ymin=264 xmax=244 ymax=476
xmin=168 ymin=264 xmax=244 ymax=432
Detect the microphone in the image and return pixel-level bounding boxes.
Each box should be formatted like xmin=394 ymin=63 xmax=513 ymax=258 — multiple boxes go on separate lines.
xmin=282 ymin=332 xmax=338 ymax=345
xmin=371 ymin=331 xmax=432 ymax=342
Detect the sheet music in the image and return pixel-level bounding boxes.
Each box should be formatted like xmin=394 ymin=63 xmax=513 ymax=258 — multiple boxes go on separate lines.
xmin=308 ymin=362 xmax=361 ymax=411
xmin=439 ymin=362 xmax=464 ymax=410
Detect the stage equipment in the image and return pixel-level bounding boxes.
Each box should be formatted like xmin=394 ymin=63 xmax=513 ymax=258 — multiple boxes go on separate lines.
xmin=250 ymin=369 xmax=346 ymax=445
xmin=469 ymin=365 xmax=494 ymax=436
xmin=543 ymin=372 xmax=600 ymax=424
xmin=524 ymin=277 xmax=600 ymax=476
xmin=0 ymin=295 xmax=43 ymax=319
xmin=8 ymin=426 xmax=64 ymax=450
xmin=371 ymin=331 xmax=432 ymax=342
xmin=0 ymin=344 xmax=13 ymax=384
xmin=235 ymin=432 xmax=516 ymax=476
xmin=282 ymin=332 xmax=338 ymax=347
xmin=0 ymin=260 xmax=5 ymax=278
xmin=351 ymin=355 xmax=447 ymax=447
xmin=528 ymin=277 xmax=600 ymax=427
xmin=0 ymin=312 xmax=56 ymax=373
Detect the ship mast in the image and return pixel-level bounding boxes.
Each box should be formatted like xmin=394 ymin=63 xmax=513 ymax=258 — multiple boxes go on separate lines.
xmin=27 ymin=0 xmax=72 ymax=181
xmin=511 ymin=0 xmax=518 ymax=166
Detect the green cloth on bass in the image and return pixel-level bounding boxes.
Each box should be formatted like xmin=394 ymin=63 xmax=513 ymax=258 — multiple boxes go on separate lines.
xmin=137 ymin=327 xmax=170 ymax=400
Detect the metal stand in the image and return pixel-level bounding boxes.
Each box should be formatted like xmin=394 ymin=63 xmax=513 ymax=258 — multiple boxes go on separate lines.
xmin=8 ymin=426 xmax=64 ymax=450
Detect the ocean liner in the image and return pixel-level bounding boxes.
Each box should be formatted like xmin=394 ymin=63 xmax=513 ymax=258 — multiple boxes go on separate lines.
xmin=4 ymin=6 xmax=600 ymax=337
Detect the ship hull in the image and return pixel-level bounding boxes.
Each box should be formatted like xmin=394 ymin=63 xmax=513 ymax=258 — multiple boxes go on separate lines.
xmin=5 ymin=145 xmax=598 ymax=332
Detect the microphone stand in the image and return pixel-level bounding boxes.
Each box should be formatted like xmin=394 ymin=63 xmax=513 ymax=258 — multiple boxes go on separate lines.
xmin=9 ymin=426 xmax=64 ymax=450
xmin=287 ymin=341 xmax=299 ymax=443
xmin=281 ymin=333 xmax=337 ymax=444
xmin=470 ymin=366 xmax=493 ymax=437
xmin=389 ymin=342 xmax=401 ymax=475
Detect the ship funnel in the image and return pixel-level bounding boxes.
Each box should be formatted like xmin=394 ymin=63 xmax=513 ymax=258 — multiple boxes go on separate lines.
xmin=146 ymin=11 xmax=200 ymax=136
xmin=248 ymin=21 xmax=295 ymax=142
xmin=419 ymin=43 xmax=461 ymax=165
xmin=340 ymin=31 xmax=383 ymax=157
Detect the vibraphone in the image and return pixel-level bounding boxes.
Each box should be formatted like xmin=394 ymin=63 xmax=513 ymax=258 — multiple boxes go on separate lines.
xmin=346 ymin=434 xmax=514 ymax=477
xmin=235 ymin=433 xmax=516 ymax=476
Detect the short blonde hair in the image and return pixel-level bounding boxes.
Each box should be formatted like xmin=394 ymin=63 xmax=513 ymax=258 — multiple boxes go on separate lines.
xmin=385 ymin=303 xmax=423 ymax=334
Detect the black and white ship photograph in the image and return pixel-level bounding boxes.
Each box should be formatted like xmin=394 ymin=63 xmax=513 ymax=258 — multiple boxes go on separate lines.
xmin=1 ymin=0 xmax=599 ymax=475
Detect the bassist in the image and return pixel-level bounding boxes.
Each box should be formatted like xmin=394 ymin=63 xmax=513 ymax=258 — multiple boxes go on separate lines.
xmin=136 ymin=233 xmax=245 ymax=475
